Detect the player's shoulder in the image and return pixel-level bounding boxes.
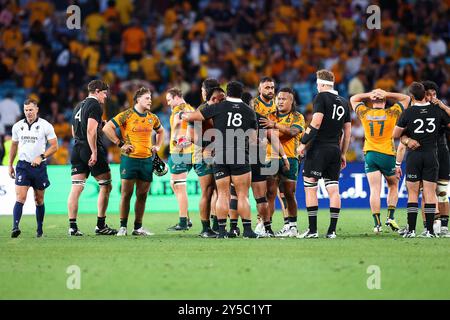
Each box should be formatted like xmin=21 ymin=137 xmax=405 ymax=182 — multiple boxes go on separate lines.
xmin=85 ymin=97 xmax=100 ymax=107
xmin=291 ymin=110 xmax=305 ymax=121
xmin=12 ymin=119 xmax=26 ymax=130
xmin=115 ymin=107 xmax=134 ymax=120
xmin=37 ymin=118 xmax=54 ymax=128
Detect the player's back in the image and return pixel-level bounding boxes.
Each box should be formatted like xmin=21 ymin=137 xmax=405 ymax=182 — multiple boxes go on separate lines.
xmin=201 ymin=98 xmax=257 ymax=164
xmin=400 ymin=104 xmax=449 ymax=152
xmin=72 ymin=97 xmax=103 ymax=145
xmin=313 ymin=91 xmax=350 ymax=146
xmin=357 ymin=103 xmax=403 ymax=155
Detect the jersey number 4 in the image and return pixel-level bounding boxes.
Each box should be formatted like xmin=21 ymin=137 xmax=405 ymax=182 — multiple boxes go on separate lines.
xmin=74 ymin=109 xmax=82 ymax=122
xmin=413 ymin=118 xmax=436 ymax=133
xmin=227 ymin=112 xmax=243 ymax=127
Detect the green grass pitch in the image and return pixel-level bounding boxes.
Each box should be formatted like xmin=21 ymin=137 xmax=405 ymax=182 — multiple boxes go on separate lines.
xmin=0 ymin=209 xmax=449 ymax=300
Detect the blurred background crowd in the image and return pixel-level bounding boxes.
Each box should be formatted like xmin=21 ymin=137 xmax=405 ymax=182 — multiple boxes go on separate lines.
xmin=0 ymin=0 xmax=448 ymax=165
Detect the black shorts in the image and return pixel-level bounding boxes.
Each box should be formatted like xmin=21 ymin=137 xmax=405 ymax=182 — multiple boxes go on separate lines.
xmin=437 ymin=144 xmax=450 ymax=180
xmin=406 ymin=151 xmax=438 ymax=182
xmin=303 ymin=145 xmax=341 ymax=181
xmin=213 ymin=164 xmax=251 ymax=180
xmin=251 ymin=162 xmax=267 ymax=183
xmin=71 ymin=142 xmax=110 ymax=177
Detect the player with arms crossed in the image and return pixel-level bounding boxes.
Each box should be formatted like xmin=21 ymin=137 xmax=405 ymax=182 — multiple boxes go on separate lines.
xmin=9 ymin=99 xmax=58 ymax=238
xmin=393 ymin=82 xmax=450 ymax=238
xmin=103 ymin=87 xmax=164 ymax=236
xmin=350 ymin=88 xmax=410 ymax=233
xmin=181 ymin=81 xmax=259 ymax=238
xmin=298 ymin=69 xmax=351 ymax=239
xmin=67 ymin=80 xmax=117 ymax=236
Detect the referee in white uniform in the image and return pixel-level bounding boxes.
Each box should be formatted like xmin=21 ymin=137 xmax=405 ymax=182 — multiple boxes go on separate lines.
xmin=8 ymin=99 xmax=58 ymax=238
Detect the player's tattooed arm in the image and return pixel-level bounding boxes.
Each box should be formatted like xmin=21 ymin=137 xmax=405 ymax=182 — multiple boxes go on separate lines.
xmin=267 ymin=129 xmax=290 ymax=170
xmin=87 ymin=118 xmax=99 ymax=166
xmin=340 ymin=122 xmax=351 ymax=169
xmin=153 ymin=126 xmax=165 ymax=154
xmin=180 ymin=110 xmax=205 ymax=122
xmin=103 ymin=120 xmax=134 ymax=154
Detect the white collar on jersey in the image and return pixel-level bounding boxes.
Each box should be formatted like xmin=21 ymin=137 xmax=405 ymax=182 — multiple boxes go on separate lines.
xmin=414 ymin=102 xmax=430 ymax=106
xmin=324 ymin=89 xmax=339 ymax=95
xmin=88 ymin=94 xmax=99 ymax=101
xmin=226 ymin=97 xmax=243 ymax=103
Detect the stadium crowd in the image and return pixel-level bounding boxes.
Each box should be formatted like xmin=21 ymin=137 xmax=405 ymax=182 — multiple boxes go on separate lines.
xmin=0 ymin=0 xmax=449 ymax=164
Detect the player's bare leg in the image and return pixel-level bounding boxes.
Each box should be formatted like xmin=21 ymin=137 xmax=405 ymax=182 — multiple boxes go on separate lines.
xmin=266 ymin=176 xmax=279 ymax=219
xmin=33 ymin=188 xmax=45 ymax=237
xmin=169 ymin=172 xmax=189 ymax=230
xmin=67 ymin=173 xmax=87 ymax=235
xmin=198 ymin=174 xmax=217 ymax=237
xmin=228 ymin=183 xmax=240 ymax=237
xmin=11 ymin=185 xmax=30 ymax=238
xmin=132 ymin=179 xmax=152 ymax=235
xmin=92 ymin=171 xmax=115 ymax=235
xmin=437 ymin=179 xmax=449 ymax=236
xmin=422 ymin=180 xmax=438 ymax=236
xmin=385 ymin=174 xmax=400 ymax=231
xmin=281 ymin=179 xmax=299 ymax=237
xmin=210 ymin=189 xmax=218 ymax=231
xmin=277 ymin=189 xmax=289 ymax=232
xmin=299 ymin=176 xmax=320 ymax=238
xmin=252 ymin=180 xmax=272 ymax=235
xmin=116 ymin=178 xmax=135 ymax=236
xmin=215 ymin=176 xmax=231 ymax=238
xmin=367 ymin=171 xmax=383 ymax=232
xmin=325 ymin=182 xmax=340 ymax=238
xmin=404 ymin=181 xmax=421 ymax=237
xmin=231 ymin=172 xmax=257 ymax=238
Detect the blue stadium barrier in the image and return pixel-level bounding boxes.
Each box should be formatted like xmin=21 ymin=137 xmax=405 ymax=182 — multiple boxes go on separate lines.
xmin=290 ymin=161 xmax=409 ymax=209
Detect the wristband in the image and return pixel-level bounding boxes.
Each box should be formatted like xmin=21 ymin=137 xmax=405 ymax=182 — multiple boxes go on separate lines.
xmin=118 ymin=140 xmax=125 ymax=148
xmin=282 ymin=155 xmax=288 ymax=160
xmin=395 ymin=161 xmax=401 ymax=168
xmin=40 ymin=153 xmax=46 ymax=160
xmin=402 ymin=138 xmax=410 ymax=146
xmin=178 ymin=112 xmax=185 ymax=120
xmin=300 ymin=125 xmax=318 ymax=144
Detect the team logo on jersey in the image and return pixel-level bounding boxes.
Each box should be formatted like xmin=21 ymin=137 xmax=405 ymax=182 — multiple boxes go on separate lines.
xmin=148 ymin=119 xmax=153 ymax=124
xmin=20 ymin=126 xmax=24 ymax=131
xmin=35 ymin=126 xmax=40 ymax=130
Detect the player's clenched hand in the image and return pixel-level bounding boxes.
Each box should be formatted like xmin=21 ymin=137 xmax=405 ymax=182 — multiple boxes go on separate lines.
xmin=395 ymin=167 xmax=402 ymax=180
xmin=151 ymin=146 xmax=160 ymax=155
xmin=340 ymin=155 xmax=347 ymax=169
xmin=407 ymin=138 xmax=420 ymax=150
xmin=297 ymin=144 xmax=306 ymax=158
xmin=88 ymin=152 xmax=97 ymax=167
xmin=121 ymin=144 xmax=134 ymax=154
xmin=8 ymin=165 xmax=15 ymax=179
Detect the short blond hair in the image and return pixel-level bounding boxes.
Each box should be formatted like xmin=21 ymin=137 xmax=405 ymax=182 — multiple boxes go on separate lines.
xmin=316 ymin=69 xmax=335 ymax=83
